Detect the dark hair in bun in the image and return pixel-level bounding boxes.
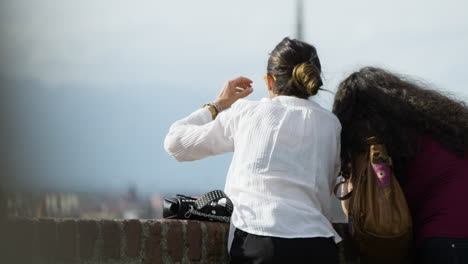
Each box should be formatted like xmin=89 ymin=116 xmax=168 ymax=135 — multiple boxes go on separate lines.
xmin=267 ymin=37 xmax=323 ymax=99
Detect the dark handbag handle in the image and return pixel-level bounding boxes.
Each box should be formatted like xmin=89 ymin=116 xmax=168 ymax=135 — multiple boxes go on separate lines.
xmin=333 ymin=137 xmax=379 ymax=201
xmin=334 ymin=178 xmax=353 ymax=201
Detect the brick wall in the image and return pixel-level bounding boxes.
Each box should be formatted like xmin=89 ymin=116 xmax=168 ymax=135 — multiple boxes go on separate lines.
xmin=0 ymin=218 xmax=357 ymax=264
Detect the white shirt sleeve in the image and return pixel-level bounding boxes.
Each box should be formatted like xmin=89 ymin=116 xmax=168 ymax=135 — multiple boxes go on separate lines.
xmin=164 ymin=107 xmax=236 ymax=162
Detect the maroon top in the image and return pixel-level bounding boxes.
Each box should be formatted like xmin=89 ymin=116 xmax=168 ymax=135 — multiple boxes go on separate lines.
xmin=403 ymin=135 xmax=468 ymax=244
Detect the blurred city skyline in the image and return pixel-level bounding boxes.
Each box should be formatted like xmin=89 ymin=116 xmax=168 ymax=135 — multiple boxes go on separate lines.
xmin=1 ymin=0 xmax=468 ymax=196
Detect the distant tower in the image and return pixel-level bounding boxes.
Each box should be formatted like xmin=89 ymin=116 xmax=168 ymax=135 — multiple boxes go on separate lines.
xmin=296 ymin=0 xmax=304 ymax=40
xmin=127 ymin=184 xmax=138 ymax=201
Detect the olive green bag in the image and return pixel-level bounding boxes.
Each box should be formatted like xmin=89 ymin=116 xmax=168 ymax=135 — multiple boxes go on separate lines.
xmin=335 ymin=137 xmax=413 ymax=264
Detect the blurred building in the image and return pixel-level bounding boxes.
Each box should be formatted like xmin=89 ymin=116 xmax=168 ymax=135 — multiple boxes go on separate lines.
xmin=5 ymin=185 xmax=156 ymax=219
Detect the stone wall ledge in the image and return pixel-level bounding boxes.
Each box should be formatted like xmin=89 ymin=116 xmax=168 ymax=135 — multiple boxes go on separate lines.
xmin=0 ymin=218 xmax=357 ymax=264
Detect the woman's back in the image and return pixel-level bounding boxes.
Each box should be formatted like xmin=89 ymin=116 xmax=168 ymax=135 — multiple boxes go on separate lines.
xmin=404 ymin=135 xmax=468 ymax=244
xmin=225 ymin=95 xmax=341 ymax=239
xmin=166 ymin=37 xmax=342 ymax=264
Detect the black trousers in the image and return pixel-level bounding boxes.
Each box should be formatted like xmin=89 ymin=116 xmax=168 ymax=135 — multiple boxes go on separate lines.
xmin=416 ymin=238 xmax=468 ymax=264
xmin=229 ymin=228 xmax=338 ymax=264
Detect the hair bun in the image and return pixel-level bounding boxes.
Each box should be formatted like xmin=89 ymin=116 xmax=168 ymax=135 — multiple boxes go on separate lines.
xmin=291 ymin=62 xmax=323 ymax=96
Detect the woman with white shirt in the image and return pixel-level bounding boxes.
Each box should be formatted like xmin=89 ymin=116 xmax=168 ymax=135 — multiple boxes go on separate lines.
xmin=164 ymin=37 xmax=341 ymax=264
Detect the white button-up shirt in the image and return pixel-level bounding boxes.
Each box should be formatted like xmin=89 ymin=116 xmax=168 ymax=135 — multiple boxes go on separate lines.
xmin=164 ymin=95 xmax=342 ymax=243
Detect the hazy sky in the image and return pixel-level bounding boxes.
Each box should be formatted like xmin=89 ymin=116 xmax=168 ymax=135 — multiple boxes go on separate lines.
xmin=1 ymin=0 xmax=467 ymax=195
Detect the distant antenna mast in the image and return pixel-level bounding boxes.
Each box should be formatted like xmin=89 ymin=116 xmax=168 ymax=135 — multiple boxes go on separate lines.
xmin=296 ymin=0 xmax=304 ymax=40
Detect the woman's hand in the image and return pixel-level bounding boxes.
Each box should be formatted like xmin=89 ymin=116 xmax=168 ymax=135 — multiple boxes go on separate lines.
xmin=214 ymin=76 xmax=253 ymax=109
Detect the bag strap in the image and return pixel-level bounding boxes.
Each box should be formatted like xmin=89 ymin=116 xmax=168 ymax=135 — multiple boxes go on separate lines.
xmin=175 ymin=194 xmax=196 ymax=202
xmin=194 ymin=190 xmax=233 ymax=212
xmin=334 ymin=178 xmax=353 ymax=200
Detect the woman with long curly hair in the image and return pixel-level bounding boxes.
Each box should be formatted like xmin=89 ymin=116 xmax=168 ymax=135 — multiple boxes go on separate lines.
xmin=333 ymin=67 xmax=468 ymax=264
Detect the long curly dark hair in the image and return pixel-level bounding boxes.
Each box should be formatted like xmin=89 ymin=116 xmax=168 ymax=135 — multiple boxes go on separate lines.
xmin=333 ymin=67 xmax=468 ymax=182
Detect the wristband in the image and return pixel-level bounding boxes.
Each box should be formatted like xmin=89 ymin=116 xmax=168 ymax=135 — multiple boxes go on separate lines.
xmin=210 ymin=102 xmax=224 ymax=113
xmin=202 ymin=104 xmax=218 ymax=120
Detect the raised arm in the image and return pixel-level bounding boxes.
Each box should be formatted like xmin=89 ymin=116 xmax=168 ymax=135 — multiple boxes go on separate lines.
xmin=164 ymin=77 xmax=253 ymax=161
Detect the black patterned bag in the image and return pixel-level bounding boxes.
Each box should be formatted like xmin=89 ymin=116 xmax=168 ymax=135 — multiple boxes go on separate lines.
xmin=163 ymin=190 xmax=233 ymax=222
